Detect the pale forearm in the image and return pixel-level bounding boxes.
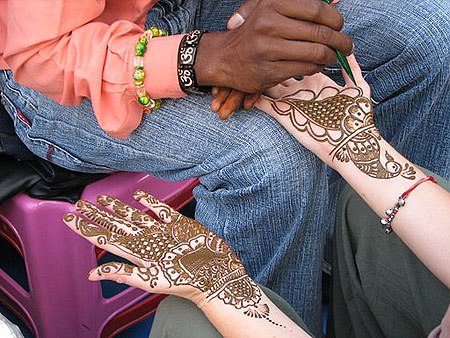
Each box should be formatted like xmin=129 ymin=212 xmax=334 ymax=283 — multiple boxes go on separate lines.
xmin=333 ymin=139 xmax=450 ymax=288
xmin=198 ymin=290 xmax=310 ymax=338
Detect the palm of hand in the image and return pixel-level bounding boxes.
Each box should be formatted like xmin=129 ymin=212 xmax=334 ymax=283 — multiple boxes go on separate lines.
xmin=257 ymin=62 xmax=415 ymax=180
xmin=64 ymin=190 xmax=261 ymax=308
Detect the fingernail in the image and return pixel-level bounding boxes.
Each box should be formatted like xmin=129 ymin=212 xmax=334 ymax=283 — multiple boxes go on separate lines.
xmin=351 ymin=42 xmax=355 ymax=54
xmin=227 ymin=13 xmax=245 ymax=30
xmin=211 ymin=87 xmax=219 ymax=96
xmin=211 ymin=101 xmax=220 ymax=112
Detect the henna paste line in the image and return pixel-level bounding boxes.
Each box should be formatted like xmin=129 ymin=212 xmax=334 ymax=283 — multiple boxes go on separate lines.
xmin=269 ymin=86 xmax=416 ymax=180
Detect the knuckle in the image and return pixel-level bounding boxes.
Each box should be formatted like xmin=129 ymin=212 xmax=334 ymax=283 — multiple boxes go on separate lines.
xmin=308 ymin=1 xmax=322 ymax=21
xmin=315 ymin=24 xmax=331 ymax=42
xmin=252 ymin=41 xmax=266 ymax=58
xmin=311 ymin=45 xmax=328 ymax=63
xmin=252 ymin=37 xmax=272 ymax=58
xmin=303 ymin=64 xmax=323 ymax=76
xmin=334 ymin=12 xmax=345 ymax=30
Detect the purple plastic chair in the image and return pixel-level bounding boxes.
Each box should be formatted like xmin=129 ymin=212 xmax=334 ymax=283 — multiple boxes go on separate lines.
xmin=0 ymin=171 xmax=198 ymax=338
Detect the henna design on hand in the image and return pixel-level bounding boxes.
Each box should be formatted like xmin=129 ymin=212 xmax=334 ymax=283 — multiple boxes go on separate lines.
xmin=66 ymin=191 xmax=266 ymax=313
xmin=269 ymin=86 xmax=416 ymax=180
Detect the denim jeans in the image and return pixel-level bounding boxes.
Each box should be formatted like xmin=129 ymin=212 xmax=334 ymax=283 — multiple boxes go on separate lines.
xmin=1 ymin=0 xmax=449 ymax=335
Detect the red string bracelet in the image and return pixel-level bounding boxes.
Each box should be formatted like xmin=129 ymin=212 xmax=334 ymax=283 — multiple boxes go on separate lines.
xmin=381 ymin=176 xmax=438 ymax=234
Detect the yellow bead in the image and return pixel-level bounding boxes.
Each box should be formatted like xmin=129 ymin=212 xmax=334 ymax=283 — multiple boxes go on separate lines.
xmin=139 ymin=36 xmax=148 ymax=45
xmin=149 ymin=27 xmax=160 ymax=37
xmin=153 ymin=99 xmax=163 ymax=110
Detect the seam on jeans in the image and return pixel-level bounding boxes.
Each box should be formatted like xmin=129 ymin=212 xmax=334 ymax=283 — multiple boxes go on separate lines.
xmin=25 ymin=134 xmax=113 ymax=171
xmin=3 ymin=72 xmax=38 ymax=110
xmin=46 ymin=144 xmax=55 ymax=162
xmin=15 ymin=108 xmax=31 ymax=126
xmin=0 ymin=91 xmax=32 ymax=129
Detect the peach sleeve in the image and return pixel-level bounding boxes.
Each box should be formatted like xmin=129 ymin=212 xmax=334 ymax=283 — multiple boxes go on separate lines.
xmin=2 ymin=0 xmax=185 ymax=139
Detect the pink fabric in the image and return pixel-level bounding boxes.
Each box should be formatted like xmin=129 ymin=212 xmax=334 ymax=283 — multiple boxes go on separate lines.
xmin=0 ymin=0 xmax=186 ymax=139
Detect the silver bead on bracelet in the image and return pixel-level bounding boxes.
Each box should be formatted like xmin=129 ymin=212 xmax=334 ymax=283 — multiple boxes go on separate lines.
xmin=381 ymin=176 xmax=437 ymax=234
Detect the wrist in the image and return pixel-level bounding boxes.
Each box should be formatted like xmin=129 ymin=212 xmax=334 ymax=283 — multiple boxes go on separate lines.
xmin=195 ymin=31 xmax=230 ymax=88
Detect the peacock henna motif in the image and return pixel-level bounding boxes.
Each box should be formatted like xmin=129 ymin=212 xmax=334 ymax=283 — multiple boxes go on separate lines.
xmin=73 ymin=194 xmax=263 ymax=313
xmin=269 ymin=86 xmax=416 ymax=180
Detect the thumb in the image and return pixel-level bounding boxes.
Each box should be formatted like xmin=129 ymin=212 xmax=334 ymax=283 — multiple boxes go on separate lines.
xmin=227 ymin=0 xmax=260 ymax=29
xmin=88 ymin=262 xmax=163 ymax=291
xmin=88 ymin=262 xmax=136 ymax=283
xmin=342 ymin=54 xmax=371 ymax=94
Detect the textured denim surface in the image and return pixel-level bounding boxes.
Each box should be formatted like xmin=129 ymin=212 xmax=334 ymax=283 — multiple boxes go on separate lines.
xmin=1 ymin=0 xmax=449 ymax=335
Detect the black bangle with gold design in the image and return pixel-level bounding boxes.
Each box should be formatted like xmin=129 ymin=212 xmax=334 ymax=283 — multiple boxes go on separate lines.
xmin=177 ymin=30 xmax=211 ymax=95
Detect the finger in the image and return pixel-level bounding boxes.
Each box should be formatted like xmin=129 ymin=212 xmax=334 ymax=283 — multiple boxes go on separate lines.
xmin=276 ymin=0 xmax=345 ymax=31
xmin=63 ymin=213 xmax=163 ymax=266
xmin=273 ymin=18 xmax=353 ymax=57
xmin=219 ymin=90 xmax=246 ymax=119
xmin=63 ymin=212 xmax=112 ymax=245
xmin=96 ymin=195 xmax=158 ymax=228
xmin=269 ymin=60 xmax=325 ymax=82
xmin=211 ymin=88 xmax=231 ymax=112
xmin=211 ymin=87 xmax=220 ymax=96
xmin=280 ymin=78 xmax=298 ymax=87
xmin=227 ymin=0 xmax=260 ymax=29
xmin=342 ymin=54 xmax=371 ymax=95
xmin=76 ymin=200 xmax=139 ymax=235
xmin=243 ymin=93 xmax=261 ymax=109
xmin=88 ymin=262 xmax=166 ymax=290
xmin=133 ymin=189 xmax=180 ymax=223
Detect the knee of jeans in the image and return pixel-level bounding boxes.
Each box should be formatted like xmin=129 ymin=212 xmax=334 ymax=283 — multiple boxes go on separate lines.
xmin=201 ymin=123 xmax=324 ymax=199
xmin=402 ymin=2 xmax=450 ymax=72
xmin=242 ymin=124 xmax=325 ymax=191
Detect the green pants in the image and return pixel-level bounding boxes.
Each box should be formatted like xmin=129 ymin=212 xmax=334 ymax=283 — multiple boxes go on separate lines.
xmin=330 ymin=171 xmax=450 ymax=338
xmin=149 ymin=285 xmax=309 ymax=338
xmin=149 ymin=172 xmax=450 ymax=338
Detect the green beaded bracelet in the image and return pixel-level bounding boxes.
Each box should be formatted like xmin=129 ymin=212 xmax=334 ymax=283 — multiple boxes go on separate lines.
xmin=134 ymin=27 xmax=168 ymax=111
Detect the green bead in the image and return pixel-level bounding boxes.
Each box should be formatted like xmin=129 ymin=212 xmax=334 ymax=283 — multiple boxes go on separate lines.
xmin=134 ymin=65 xmax=144 ymax=70
xmin=133 ymin=69 xmax=145 ymax=81
xmin=135 ymin=42 xmax=147 ymax=56
xmin=138 ymin=95 xmax=151 ymax=107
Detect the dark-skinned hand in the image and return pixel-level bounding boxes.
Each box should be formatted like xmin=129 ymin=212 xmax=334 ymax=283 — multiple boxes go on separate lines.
xmin=206 ymin=0 xmax=350 ymax=119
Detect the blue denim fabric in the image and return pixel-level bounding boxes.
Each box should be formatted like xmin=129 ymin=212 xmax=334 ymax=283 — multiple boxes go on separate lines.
xmin=0 ymin=0 xmax=449 ymax=335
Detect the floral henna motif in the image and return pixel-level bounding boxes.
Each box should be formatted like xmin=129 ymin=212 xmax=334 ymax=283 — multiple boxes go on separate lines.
xmin=269 ymin=86 xmax=416 ymax=180
xmin=73 ymin=197 xmax=262 ymax=312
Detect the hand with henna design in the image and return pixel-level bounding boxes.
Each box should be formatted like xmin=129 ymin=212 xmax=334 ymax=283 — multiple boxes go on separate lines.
xmin=63 ymin=190 xmax=262 ymax=308
xmin=63 ymin=191 xmax=309 ymax=337
xmin=256 ymin=55 xmax=416 ymax=180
